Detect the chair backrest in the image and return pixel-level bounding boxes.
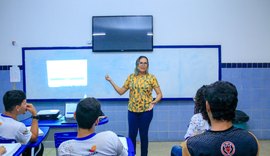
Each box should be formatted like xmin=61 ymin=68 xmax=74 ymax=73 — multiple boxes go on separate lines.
xmin=54 ymin=132 xmax=77 ymax=148
xmin=171 ymin=145 xmax=182 ymax=156
xmin=54 ymin=132 xmax=77 ymax=156
xmin=0 ymin=137 xmax=17 ymax=143
xmin=125 ymin=137 xmax=135 ymax=156
xmin=117 ymin=135 xmax=135 ymax=156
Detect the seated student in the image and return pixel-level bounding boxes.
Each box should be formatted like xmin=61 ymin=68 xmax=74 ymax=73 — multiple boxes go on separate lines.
xmin=184 ymin=85 xmax=210 ymax=140
xmin=181 ymin=81 xmax=259 ymax=156
xmin=58 ymin=97 xmax=128 ymax=156
xmin=171 ymin=85 xmax=210 ymax=156
xmin=0 ymin=90 xmax=43 ymax=156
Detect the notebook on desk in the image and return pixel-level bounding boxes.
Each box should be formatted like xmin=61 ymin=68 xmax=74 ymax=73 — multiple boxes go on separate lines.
xmin=27 ymin=127 xmax=44 ymax=136
xmin=62 ymin=103 xmax=77 ymax=124
xmin=0 ymin=143 xmax=21 ymax=156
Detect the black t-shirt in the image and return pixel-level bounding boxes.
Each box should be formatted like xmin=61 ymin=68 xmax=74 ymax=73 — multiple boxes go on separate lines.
xmin=187 ymin=126 xmax=258 ymax=156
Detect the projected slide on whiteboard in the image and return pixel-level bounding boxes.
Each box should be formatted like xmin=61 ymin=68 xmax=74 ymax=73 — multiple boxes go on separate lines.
xmin=46 ymin=60 xmax=87 ymax=87
xmin=22 ymin=46 xmax=220 ymax=100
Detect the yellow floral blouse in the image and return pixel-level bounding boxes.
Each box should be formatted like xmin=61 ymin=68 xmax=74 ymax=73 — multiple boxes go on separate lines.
xmin=123 ymin=73 xmax=159 ymax=112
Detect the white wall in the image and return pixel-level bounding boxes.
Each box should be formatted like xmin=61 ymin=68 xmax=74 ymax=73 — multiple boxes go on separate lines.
xmin=1 ymin=0 xmax=270 ymax=65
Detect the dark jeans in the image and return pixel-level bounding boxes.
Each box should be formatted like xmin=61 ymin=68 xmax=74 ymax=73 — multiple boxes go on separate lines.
xmin=23 ymin=143 xmax=44 ymax=156
xmin=128 ymin=109 xmax=153 ymax=156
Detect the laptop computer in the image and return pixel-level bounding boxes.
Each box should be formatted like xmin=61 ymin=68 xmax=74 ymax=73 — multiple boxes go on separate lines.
xmin=63 ymin=102 xmax=77 ymax=124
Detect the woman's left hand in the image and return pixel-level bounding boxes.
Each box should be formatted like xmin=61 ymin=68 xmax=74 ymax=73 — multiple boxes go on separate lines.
xmin=148 ymin=101 xmax=156 ymax=111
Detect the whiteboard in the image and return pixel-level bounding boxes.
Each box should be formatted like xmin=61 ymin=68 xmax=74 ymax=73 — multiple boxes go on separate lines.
xmin=22 ymin=45 xmax=221 ymax=100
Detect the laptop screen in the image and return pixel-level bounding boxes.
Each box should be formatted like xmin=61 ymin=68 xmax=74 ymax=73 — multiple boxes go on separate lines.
xmin=65 ymin=103 xmax=77 ymax=118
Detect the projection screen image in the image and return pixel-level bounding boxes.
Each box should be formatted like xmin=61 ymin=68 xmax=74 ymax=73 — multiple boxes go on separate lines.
xmin=46 ymin=60 xmax=87 ymax=88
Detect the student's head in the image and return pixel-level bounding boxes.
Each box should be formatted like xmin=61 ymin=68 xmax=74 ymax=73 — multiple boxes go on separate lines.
xmin=134 ymin=56 xmax=149 ymax=75
xmin=75 ymin=97 xmax=104 ymax=129
xmin=194 ymin=85 xmax=207 ymax=114
xmin=194 ymin=85 xmax=210 ymax=123
xmin=3 ymin=90 xmax=26 ymax=112
xmin=205 ymin=81 xmax=238 ymax=121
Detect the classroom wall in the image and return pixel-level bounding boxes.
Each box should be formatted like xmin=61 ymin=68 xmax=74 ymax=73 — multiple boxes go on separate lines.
xmin=1 ymin=0 xmax=270 ymax=146
xmin=0 ymin=0 xmax=270 ymax=65
xmin=0 ymin=65 xmax=270 ymax=144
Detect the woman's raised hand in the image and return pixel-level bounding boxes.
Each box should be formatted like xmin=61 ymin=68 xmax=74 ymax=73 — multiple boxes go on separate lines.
xmin=105 ymin=74 xmax=112 ymax=81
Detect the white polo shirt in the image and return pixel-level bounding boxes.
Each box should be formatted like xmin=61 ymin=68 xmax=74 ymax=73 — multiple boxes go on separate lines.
xmin=58 ymin=131 xmax=128 ymax=156
xmin=0 ymin=114 xmax=32 ymax=144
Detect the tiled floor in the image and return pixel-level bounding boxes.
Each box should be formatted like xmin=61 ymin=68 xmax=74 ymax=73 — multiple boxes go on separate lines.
xmin=44 ymin=140 xmax=270 ymax=156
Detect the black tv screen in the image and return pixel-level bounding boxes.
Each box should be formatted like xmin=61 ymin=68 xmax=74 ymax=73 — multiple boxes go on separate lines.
xmin=92 ymin=15 xmax=153 ymax=52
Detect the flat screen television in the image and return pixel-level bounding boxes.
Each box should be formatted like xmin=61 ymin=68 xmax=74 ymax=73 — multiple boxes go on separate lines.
xmin=92 ymin=15 xmax=153 ymax=52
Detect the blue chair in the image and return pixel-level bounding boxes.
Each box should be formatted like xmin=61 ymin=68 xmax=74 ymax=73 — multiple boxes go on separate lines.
xmin=117 ymin=135 xmax=135 ymax=156
xmin=0 ymin=137 xmax=16 ymax=143
xmin=171 ymin=145 xmax=182 ymax=156
xmin=54 ymin=132 xmax=77 ymax=149
xmin=54 ymin=132 xmax=135 ymax=156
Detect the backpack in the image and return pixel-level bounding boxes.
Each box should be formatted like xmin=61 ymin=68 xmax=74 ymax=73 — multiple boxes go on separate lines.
xmin=233 ymin=110 xmax=249 ymax=123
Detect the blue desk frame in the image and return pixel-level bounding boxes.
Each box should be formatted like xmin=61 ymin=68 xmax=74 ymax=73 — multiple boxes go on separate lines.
xmin=21 ymin=116 xmax=108 ymax=127
xmin=13 ymin=127 xmax=50 ymax=156
xmin=13 ymin=145 xmax=27 ymax=156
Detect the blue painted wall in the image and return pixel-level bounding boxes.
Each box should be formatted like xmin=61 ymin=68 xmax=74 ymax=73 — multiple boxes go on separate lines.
xmin=0 ymin=64 xmax=270 ymax=140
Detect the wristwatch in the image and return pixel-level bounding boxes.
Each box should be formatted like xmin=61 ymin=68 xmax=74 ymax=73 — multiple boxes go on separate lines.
xmin=31 ymin=115 xmax=40 ymax=120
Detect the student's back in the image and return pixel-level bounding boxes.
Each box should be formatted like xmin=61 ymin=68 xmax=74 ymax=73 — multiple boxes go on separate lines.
xmin=57 ymin=97 xmax=128 ymax=156
xmin=0 ymin=90 xmax=43 ymax=156
xmin=0 ymin=114 xmax=31 ymax=144
xmin=58 ymin=131 xmax=127 ymax=156
xmin=181 ymin=81 xmax=259 ymax=156
xmin=186 ymin=126 xmax=258 ymax=156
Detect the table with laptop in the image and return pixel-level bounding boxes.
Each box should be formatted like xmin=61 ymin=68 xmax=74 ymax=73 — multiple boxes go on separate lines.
xmin=21 ymin=102 xmax=108 ymax=127
xmin=21 ymin=115 xmax=108 ymax=127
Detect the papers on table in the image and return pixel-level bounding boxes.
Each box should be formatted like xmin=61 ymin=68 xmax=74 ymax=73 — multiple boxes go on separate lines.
xmin=0 ymin=143 xmax=21 ymax=156
xmin=118 ymin=137 xmax=128 ymax=150
xmin=26 ymin=127 xmax=44 ymax=136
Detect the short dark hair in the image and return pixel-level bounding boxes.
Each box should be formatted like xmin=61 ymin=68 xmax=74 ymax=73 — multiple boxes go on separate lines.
xmin=76 ymin=97 xmax=104 ymax=129
xmin=3 ymin=90 xmax=26 ymax=112
xmin=205 ymin=81 xmax=238 ymax=121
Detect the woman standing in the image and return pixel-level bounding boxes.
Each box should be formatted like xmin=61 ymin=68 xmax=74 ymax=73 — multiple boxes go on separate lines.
xmin=105 ymin=56 xmax=162 ymax=156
